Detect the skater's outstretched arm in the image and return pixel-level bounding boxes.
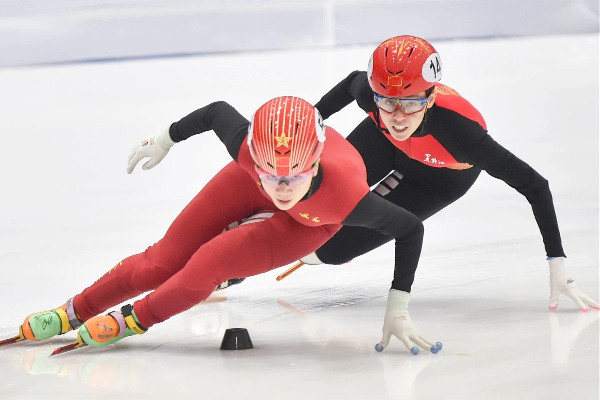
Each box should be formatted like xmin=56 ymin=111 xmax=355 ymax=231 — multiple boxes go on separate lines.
xmin=446 ymin=123 xmax=599 ymax=311
xmin=341 ymin=192 xmax=441 ymax=353
xmin=127 ymin=101 xmax=249 ymax=173
xmin=314 ymin=71 xmax=376 ymax=119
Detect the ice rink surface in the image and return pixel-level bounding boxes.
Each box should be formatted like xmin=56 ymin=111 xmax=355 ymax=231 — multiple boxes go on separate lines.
xmin=0 ymin=34 xmax=598 ymax=399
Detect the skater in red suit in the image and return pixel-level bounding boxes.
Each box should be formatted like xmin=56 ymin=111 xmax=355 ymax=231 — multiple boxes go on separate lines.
xmin=293 ymin=35 xmax=598 ymax=314
xmin=14 ymin=96 xmax=440 ymax=355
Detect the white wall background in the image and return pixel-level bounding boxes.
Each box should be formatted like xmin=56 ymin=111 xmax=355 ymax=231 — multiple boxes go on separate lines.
xmin=1 ymin=0 xmax=599 ymax=67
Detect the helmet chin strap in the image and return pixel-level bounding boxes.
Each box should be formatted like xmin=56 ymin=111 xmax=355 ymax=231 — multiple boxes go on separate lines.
xmin=411 ymin=107 xmax=430 ymax=137
xmin=301 ymin=165 xmax=323 ymax=201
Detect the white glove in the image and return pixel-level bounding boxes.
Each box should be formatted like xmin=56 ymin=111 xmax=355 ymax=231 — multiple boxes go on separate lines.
xmin=549 ymin=257 xmax=599 ymax=311
xmin=127 ymin=128 xmax=175 ymax=174
xmin=375 ymin=289 xmax=441 ymax=355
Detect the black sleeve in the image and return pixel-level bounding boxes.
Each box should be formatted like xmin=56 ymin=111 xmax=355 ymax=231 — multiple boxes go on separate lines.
xmin=342 ymin=192 xmax=424 ymax=292
xmin=455 ymin=129 xmax=565 ymax=258
xmin=315 ymin=71 xmax=378 ymax=119
xmin=168 ymin=101 xmax=249 ymax=161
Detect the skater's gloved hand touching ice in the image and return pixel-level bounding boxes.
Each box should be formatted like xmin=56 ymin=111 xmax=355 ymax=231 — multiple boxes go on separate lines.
xmin=549 ymin=257 xmax=599 ymax=312
xmin=127 ymin=128 xmax=175 ymax=174
xmin=375 ymin=289 xmax=441 ymax=355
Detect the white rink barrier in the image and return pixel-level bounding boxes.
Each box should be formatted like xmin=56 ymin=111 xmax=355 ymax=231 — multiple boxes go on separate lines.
xmin=1 ymin=0 xmax=598 ymax=67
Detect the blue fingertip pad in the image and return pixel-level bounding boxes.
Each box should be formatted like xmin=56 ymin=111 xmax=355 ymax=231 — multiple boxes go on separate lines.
xmin=435 ymin=342 xmax=443 ymax=350
xmin=375 ymin=343 xmax=384 ymax=352
xmin=430 ymin=345 xmax=439 ymax=354
xmin=410 ymin=347 xmax=419 ymax=355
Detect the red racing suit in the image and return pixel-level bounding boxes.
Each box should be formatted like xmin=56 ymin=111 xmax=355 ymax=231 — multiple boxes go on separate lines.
xmin=73 ymin=102 xmax=423 ymax=328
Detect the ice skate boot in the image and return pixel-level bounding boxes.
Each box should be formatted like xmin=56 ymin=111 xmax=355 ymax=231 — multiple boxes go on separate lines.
xmin=77 ymin=304 xmax=147 ymax=347
xmin=50 ymin=304 xmax=148 ymax=355
xmin=21 ymin=298 xmax=82 ymax=341
xmin=1 ymin=298 xmax=83 ymax=347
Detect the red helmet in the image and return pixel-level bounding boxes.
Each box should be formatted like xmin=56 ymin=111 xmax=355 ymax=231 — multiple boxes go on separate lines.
xmin=247 ymin=96 xmax=326 ymax=176
xmin=368 ymin=35 xmax=442 ymax=97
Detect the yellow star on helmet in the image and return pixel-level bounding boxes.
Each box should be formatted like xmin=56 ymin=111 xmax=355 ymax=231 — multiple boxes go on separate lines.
xmin=274 ymin=132 xmax=293 ymax=148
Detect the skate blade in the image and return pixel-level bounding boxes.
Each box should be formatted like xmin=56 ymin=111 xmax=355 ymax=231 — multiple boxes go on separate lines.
xmin=50 ymin=336 xmax=86 ymax=356
xmin=0 ymin=335 xmax=26 ymax=347
xmin=0 ymin=326 xmax=27 ymax=347
xmin=276 ymin=261 xmax=305 ymax=281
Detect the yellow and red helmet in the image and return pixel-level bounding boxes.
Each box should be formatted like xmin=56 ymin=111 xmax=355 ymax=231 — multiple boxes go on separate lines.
xmin=368 ymin=35 xmax=442 ymax=97
xmin=248 ymin=96 xmax=326 ymax=176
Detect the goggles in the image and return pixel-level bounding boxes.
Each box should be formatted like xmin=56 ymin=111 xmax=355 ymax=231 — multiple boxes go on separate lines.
xmin=254 ymin=164 xmax=318 ymax=188
xmin=374 ymin=93 xmax=431 ymax=114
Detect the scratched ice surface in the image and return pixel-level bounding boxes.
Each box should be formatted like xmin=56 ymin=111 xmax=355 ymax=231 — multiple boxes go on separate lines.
xmin=0 ymin=34 xmax=597 ymax=400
